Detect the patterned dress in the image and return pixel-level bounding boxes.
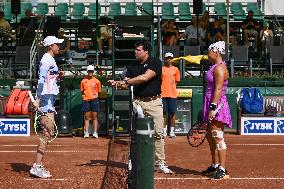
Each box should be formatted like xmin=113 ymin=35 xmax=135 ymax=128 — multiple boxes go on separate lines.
xmin=202 ymin=61 xmax=232 ymax=128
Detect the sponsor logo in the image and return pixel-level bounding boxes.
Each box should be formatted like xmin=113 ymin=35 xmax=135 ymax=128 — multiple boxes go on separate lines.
xmin=244 ymin=120 xmax=274 ymax=134
xmin=0 ymin=119 xmax=30 ymax=136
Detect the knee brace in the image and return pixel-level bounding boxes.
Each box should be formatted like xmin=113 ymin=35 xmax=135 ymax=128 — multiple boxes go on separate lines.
xmin=212 ymin=130 xmax=227 ymax=150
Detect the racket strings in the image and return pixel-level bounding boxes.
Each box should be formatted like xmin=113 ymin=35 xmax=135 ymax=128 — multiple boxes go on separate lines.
xmin=35 ymin=114 xmax=58 ymax=143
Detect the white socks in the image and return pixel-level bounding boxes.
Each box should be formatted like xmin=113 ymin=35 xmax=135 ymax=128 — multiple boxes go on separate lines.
xmin=170 ymin=127 xmax=174 ymax=132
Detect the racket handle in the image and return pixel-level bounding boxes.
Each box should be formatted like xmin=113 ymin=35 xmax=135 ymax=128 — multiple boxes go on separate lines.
xmin=212 ymin=102 xmax=224 ymax=117
xmin=28 ymin=91 xmax=35 ymax=103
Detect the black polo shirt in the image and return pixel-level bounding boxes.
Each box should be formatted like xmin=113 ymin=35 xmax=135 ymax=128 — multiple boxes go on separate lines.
xmin=126 ymin=57 xmax=162 ymax=97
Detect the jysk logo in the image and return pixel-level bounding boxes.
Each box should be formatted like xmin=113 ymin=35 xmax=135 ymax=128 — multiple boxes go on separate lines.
xmin=244 ymin=120 xmax=274 ymax=134
xmin=276 ymin=120 xmax=284 ymax=133
xmin=0 ymin=119 xmax=30 ymax=136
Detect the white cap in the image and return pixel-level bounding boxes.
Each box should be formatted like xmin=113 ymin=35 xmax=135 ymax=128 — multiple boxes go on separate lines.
xmin=164 ymin=52 xmax=174 ymax=58
xmin=43 ymin=36 xmax=64 ymax=47
xmin=87 ymin=65 xmax=95 ymax=71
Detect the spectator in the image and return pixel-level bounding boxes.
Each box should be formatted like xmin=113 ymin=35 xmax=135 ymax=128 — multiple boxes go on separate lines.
xmin=97 ymin=16 xmax=112 ymax=56
xmin=241 ymin=10 xmax=260 ymax=47
xmin=259 ymin=22 xmax=273 ymax=56
xmin=161 ymin=52 xmax=180 ymax=138
xmin=55 ymin=28 xmax=73 ymax=67
xmin=0 ymin=9 xmax=15 ymax=43
xmin=17 ymin=9 xmax=39 ymax=45
xmin=161 ymin=19 xmax=180 ymax=46
xmin=208 ymin=20 xmax=225 ymax=44
xmin=182 ymin=17 xmax=206 ymax=46
xmin=80 ymin=65 xmax=102 ymax=139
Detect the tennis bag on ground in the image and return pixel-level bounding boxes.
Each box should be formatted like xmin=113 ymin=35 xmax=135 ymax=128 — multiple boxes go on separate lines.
xmin=5 ymin=89 xmax=30 ymax=115
xmin=240 ymin=87 xmax=263 ymax=114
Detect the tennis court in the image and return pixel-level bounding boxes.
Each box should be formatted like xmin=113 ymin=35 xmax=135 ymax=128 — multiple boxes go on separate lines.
xmin=0 ymin=135 xmax=283 ymax=189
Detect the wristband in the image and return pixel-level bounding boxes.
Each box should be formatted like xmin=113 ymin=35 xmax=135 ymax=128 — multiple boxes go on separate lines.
xmin=209 ymin=103 xmax=217 ymax=111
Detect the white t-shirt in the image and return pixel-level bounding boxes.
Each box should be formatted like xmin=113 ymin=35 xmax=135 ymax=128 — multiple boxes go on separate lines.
xmin=37 ymin=53 xmax=59 ymax=96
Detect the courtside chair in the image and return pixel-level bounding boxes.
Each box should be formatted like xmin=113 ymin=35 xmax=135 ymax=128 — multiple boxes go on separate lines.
xmin=87 ymin=3 xmax=101 ymax=20
xmin=141 ymin=2 xmax=153 ymax=16
xmin=108 ymin=2 xmax=121 ymax=18
xmin=269 ymin=46 xmax=284 ymax=75
xmin=162 ymin=2 xmax=174 ymax=20
xmin=35 ymin=3 xmax=49 ymax=15
xmin=230 ymin=46 xmax=252 ymax=77
xmin=178 ymin=2 xmax=192 ymax=21
xmin=125 ymin=2 xmax=137 ymax=16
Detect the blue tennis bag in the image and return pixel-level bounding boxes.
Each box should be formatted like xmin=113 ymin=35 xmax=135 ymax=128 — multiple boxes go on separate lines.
xmin=240 ymin=87 xmax=264 ymax=114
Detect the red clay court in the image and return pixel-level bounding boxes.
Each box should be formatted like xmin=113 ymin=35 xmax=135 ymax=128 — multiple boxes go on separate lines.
xmin=0 ymin=135 xmax=283 ymax=189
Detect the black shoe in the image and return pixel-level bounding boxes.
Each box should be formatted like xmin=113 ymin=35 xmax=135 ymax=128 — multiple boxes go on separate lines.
xmin=211 ymin=167 xmax=230 ymax=180
xmin=201 ymin=166 xmax=217 ymax=176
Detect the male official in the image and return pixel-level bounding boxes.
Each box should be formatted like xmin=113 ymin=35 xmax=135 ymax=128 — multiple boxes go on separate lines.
xmin=112 ymin=40 xmax=172 ymax=174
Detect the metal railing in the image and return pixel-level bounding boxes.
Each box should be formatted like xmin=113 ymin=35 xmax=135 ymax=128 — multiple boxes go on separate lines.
xmin=29 ymin=15 xmax=47 ymax=81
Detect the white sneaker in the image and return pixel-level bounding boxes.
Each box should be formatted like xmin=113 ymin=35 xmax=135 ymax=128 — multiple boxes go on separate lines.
xmin=93 ymin=132 xmax=98 ymax=139
xmin=84 ymin=132 xmax=89 ymax=138
xmin=169 ymin=131 xmax=176 ymax=138
xmin=30 ymin=163 xmax=52 ymax=178
xmin=158 ymin=161 xmax=173 ymax=174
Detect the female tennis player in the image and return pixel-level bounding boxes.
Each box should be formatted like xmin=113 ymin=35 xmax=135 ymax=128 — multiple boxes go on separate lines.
xmin=29 ymin=36 xmax=63 ymax=178
xmin=201 ymin=41 xmax=232 ymax=180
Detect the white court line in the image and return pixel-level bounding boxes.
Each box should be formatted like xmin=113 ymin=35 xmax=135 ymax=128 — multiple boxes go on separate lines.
xmin=25 ymin=178 xmax=68 ymax=181
xmin=0 ymin=150 xmax=95 ymax=153
xmin=231 ymin=144 xmax=284 ymax=146
xmin=155 ymin=177 xmax=284 ymax=180
xmin=0 ymin=145 xmax=70 ymax=147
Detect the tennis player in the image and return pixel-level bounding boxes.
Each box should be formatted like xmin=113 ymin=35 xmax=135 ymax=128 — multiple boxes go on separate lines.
xmin=202 ymin=41 xmax=232 ymax=180
xmin=30 ymin=36 xmax=63 ymax=178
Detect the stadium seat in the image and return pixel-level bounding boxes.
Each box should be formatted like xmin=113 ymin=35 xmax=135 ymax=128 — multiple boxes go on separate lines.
xmin=233 ymin=10 xmax=246 ymax=21
xmin=71 ymin=10 xmax=84 ymax=20
xmin=246 ymin=2 xmax=259 ymax=12
xmin=214 ymin=2 xmax=226 ymax=12
xmin=72 ymin=3 xmax=85 ymax=13
xmin=125 ymin=2 xmax=137 ymax=16
xmin=162 ymin=3 xmax=174 ymax=20
xmin=35 ymin=3 xmax=49 ymax=15
xmin=55 ymin=3 xmax=68 ymax=14
xmin=108 ymin=2 xmax=121 ymax=17
xmin=231 ymin=2 xmax=244 ymax=13
xmin=87 ymin=3 xmax=101 ymax=20
xmin=141 ymin=2 xmax=153 ymax=15
xmin=230 ymin=45 xmax=252 ymax=77
xmin=184 ymin=46 xmax=200 ymax=56
xmin=55 ymin=10 xmax=67 ymax=21
xmin=4 ymin=3 xmax=12 ymax=21
xmin=20 ymin=2 xmax=33 ymax=17
xmin=178 ymin=2 xmax=192 ymax=21
xmin=163 ymin=45 xmax=180 ymax=57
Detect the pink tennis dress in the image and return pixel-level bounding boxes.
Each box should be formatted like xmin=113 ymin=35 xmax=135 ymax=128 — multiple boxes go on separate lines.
xmin=202 ymin=61 xmax=232 ymax=128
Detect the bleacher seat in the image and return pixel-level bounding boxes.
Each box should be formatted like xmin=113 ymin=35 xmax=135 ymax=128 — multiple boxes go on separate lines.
xmin=178 ymin=2 xmax=191 ymax=21
xmin=35 ymin=3 xmax=48 ymax=15
xmin=71 ymin=3 xmax=85 ymax=20
xmin=162 ymin=3 xmax=174 ymax=20
xmin=230 ymin=45 xmax=252 ymax=77
xmin=125 ymin=2 xmax=137 ymax=16
xmin=246 ymin=2 xmax=263 ymax=20
xmin=141 ymin=2 xmax=153 ymax=15
xmin=87 ymin=3 xmax=101 ymax=20
xmin=108 ymin=3 xmax=121 ymax=18
xmin=269 ymin=46 xmax=284 ymax=75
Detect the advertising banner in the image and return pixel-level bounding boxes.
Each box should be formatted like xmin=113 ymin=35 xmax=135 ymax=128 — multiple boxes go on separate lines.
xmin=0 ymin=119 xmax=30 ymax=136
xmin=241 ymin=117 xmax=284 ymax=135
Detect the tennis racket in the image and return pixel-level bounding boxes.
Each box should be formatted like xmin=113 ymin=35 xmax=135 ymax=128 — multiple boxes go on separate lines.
xmin=28 ymin=91 xmax=58 ymax=143
xmin=187 ymin=102 xmax=224 ymax=147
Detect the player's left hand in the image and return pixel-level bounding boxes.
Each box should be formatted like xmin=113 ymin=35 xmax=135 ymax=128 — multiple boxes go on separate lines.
xmin=208 ymin=110 xmax=215 ymax=122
